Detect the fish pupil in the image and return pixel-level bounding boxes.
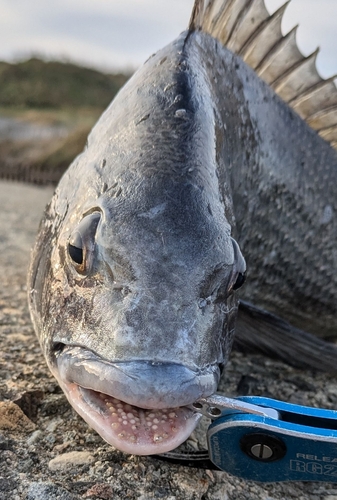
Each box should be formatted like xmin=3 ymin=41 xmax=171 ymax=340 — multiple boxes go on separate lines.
xmin=233 ymin=272 xmax=246 ymax=291
xmin=68 ymin=243 xmax=83 ymax=265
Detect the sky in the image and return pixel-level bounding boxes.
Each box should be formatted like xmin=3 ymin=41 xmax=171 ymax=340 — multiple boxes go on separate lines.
xmin=0 ymin=0 xmax=336 ymax=78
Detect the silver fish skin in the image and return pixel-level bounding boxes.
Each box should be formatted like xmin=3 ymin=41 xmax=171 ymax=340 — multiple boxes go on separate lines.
xmin=28 ymin=32 xmax=245 ymax=455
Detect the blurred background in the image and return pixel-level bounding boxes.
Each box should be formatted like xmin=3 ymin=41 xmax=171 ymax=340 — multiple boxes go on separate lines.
xmin=0 ymin=0 xmax=336 ymax=184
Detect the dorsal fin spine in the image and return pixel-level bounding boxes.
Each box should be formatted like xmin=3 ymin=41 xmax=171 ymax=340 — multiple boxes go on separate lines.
xmin=307 ymin=104 xmax=337 ymax=128
xmin=319 ymin=125 xmax=337 ymax=143
xmin=255 ymin=26 xmax=300 ymax=83
xmin=224 ymin=0 xmax=255 ymax=49
xmin=239 ymin=2 xmax=289 ymax=69
xmin=188 ymin=0 xmax=205 ymax=31
xmin=213 ymin=0 xmax=241 ymax=43
xmin=289 ymin=75 xmax=337 ymax=106
xmin=272 ymin=49 xmax=320 ymax=98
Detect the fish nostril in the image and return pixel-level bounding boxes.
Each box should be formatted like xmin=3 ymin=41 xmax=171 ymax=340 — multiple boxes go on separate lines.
xmin=198 ymin=298 xmax=208 ymax=308
xmin=198 ymin=297 xmax=212 ymax=309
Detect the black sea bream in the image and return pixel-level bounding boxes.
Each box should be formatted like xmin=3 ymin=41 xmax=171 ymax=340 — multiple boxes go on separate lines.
xmin=28 ymin=0 xmax=337 ymax=455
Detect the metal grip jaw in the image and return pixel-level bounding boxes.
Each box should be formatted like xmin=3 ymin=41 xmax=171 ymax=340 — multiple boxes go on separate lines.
xmin=193 ymin=395 xmax=337 ymax=482
xmin=191 ymin=395 xmax=279 ymax=420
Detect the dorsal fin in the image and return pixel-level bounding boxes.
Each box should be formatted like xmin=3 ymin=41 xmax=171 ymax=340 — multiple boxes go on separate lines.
xmin=189 ymin=0 xmax=337 ymax=150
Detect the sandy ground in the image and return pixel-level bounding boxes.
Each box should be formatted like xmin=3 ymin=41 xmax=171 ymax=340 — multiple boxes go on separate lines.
xmin=1 ymin=180 xmax=337 ymax=500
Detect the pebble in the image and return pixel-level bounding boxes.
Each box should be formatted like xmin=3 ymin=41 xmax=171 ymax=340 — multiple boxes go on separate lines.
xmin=0 ymin=402 xmax=35 ymax=432
xmin=83 ymin=483 xmax=114 ymax=499
xmin=172 ymin=470 xmax=209 ymax=499
xmin=46 ymin=418 xmax=62 ymax=433
xmin=27 ymin=430 xmax=43 ymax=446
xmin=48 ymin=451 xmax=95 ymax=471
xmin=26 ymin=482 xmax=78 ymax=500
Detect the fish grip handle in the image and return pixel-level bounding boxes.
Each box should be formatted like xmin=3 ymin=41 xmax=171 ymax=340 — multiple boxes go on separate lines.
xmin=156 ymin=396 xmax=337 ymax=482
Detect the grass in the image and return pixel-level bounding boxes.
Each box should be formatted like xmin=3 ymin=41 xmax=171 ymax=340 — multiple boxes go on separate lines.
xmin=0 ymin=106 xmax=103 ymax=127
xmin=0 ymin=58 xmax=130 ymax=183
xmin=0 ymin=58 xmax=129 ymax=109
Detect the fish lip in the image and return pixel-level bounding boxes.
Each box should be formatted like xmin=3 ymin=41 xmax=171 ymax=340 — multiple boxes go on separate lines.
xmin=53 ymin=344 xmax=220 ymax=409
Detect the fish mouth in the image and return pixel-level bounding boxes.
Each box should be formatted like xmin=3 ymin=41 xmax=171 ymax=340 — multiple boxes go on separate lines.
xmin=59 ymin=382 xmax=201 ymax=455
xmin=52 ymin=346 xmax=219 ymax=455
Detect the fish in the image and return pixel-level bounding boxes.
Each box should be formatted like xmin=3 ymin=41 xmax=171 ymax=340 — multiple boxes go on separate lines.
xmin=28 ymin=0 xmax=337 ymax=456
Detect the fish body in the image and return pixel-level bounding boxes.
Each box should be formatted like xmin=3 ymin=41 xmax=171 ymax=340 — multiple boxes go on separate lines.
xmin=28 ymin=0 xmax=337 ymax=455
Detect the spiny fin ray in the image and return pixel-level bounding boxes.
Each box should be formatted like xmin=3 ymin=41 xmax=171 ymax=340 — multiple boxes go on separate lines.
xmin=319 ymin=124 xmax=337 ymax=144
xmin=239 ymin=3 xmax=288 ymax=69
xmin=226 ymin=0 xmax=270 ymax=54
xmin=272 ymin=49 xmax=321 ymax=102
xmin=256 ymin=26 xmax=302 ymax=84
xmin=290 ymin=76 xmax=337 ymax=119
xmin=189 ymin=0 xmax=337 ymax=150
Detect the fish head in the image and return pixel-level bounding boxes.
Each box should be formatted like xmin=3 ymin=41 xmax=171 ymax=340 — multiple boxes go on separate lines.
xmin=28 ymin=35 xmax=246 ymax=454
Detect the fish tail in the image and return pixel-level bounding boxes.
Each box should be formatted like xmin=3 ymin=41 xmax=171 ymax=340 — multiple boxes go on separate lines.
xmin=188 ymin=0 xmax=337 ymax=149
xmin=235 ymin=301 xmax=337 ymax=373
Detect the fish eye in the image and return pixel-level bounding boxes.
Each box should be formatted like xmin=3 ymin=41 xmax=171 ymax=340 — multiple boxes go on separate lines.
xmin=229 ymin=238 xmax=246 ymax=293
xmin=204 ymin=239 xmax=246 ymax=303
xmin=68 ymin=232 xmax=84 ymax=265
xmin=232 ymin=271 xmax=246 ymax=290
xmin=67 ymin=212 xmax=101 ymax=274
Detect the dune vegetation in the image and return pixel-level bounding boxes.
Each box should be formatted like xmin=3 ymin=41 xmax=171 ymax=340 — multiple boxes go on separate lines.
xmin=0 ymin=58 xmax=130 ymax=184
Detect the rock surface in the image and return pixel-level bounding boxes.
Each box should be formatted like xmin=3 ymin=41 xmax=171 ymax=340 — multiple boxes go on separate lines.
xmin=1 ymin=180 xmax=337 ymax=499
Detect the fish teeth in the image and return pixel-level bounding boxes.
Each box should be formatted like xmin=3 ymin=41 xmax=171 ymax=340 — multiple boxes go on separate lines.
xmin=101 ymin=393 xmax=182 ymax=443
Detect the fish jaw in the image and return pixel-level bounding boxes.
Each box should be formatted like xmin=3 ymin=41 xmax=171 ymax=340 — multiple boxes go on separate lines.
xmin=51 ymin=345 xmax=218 ymax=454
xmin=57 ymin=382 xmax=201 ymax=455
